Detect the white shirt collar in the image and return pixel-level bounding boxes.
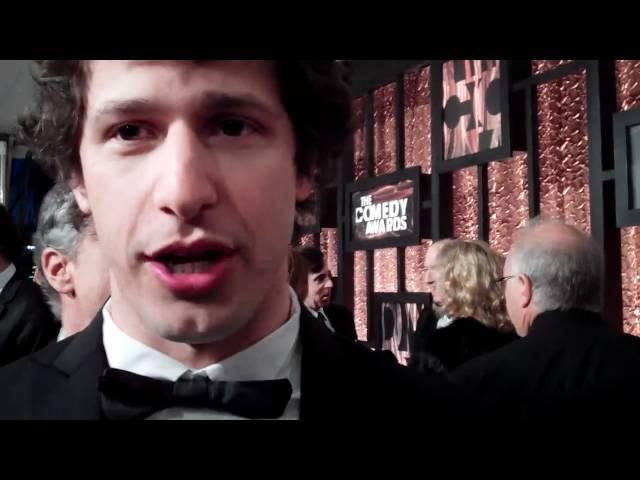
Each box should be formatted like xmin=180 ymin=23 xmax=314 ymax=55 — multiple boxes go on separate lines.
xmin=102 ymin=287 xmax=301 ymax=383
xmin=0 ymin=263 xmax=16 ymax=293
xmin=436 ymin=315 xmax=456 ymax=329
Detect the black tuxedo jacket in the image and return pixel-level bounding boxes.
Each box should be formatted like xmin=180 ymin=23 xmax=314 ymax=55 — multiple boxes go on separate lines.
xmin=0 ymin=306 xmax=475 ymax=422
xmin=413 ymin=317 xmax=519 ymax=374
xmin=0 ymin=272 xmax=58 ymax=367
xmin=411 ymin=294 xmax=437 ymax=357
xmin=451 ymin=309 xmax=640 ymax=423
xmin=321 ymin=304 xmax=357 ymax=341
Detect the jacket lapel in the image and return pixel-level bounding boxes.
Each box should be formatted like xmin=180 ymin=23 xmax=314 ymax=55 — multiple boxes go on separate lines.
xmin=29 ymin=311 xmax=108 ymax=419
xmin=299 ymin=307 xmax=354 ymax=419
xmin=0 ymin=273 xmax=24 ymax=320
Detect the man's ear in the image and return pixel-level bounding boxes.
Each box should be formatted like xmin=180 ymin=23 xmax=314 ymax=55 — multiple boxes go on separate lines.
xmin=519 ymin=274 xmax=533 ymax=309
xmin=41 ymin=248 xmax=75 ymax=296
xmin=70 ymin=172 xmax=91 ymax=215
xmin=295 ymin=176 xmax=313 ymax=203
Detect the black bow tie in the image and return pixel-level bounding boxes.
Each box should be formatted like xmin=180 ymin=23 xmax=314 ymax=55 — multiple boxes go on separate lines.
xmin=98 ymin=368 xmax=293 ymax=420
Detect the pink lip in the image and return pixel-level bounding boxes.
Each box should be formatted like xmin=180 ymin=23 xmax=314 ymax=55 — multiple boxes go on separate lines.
xmin=145 ymin=239 xmax=236 ymax=297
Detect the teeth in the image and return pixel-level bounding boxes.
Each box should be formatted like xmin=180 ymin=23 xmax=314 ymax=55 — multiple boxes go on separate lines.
xmin=168 ymin=261 xmax=214 ymax=274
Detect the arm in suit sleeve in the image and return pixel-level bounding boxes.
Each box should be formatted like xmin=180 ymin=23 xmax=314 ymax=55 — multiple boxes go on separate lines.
xmin=343 ymin=309 xmax=357 ymax=341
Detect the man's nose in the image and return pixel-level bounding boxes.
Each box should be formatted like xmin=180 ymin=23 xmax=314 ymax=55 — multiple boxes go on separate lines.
xmin=153 ymin=124 xmax=218 ymax=221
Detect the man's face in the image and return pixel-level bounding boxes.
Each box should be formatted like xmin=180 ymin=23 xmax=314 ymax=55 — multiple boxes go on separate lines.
xmin=75 ymin=60 xmax=308 ymax=344
xmin=425 ymin=243 xmax=444 ymax=300
xmin=304 ymin=262 xmax=333 ymax=310
xmin=70 ymin=232 xmax=110 ymax=334
xmin=503 ymin=254 xmax=524 ymax=336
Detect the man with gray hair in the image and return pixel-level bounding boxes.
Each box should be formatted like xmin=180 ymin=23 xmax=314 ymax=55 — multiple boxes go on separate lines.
xmin=452 ymin=218 xmax=640 ymax=421
xmin=33 ymin=183 xmax=110 ymax=341
xmin=410 ymin=238 xmax=454 ymax=370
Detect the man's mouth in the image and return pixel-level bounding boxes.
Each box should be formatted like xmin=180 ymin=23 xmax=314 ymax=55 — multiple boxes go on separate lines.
xmin=157 ymin=251 xmax=227 ymax=275
xmin=145 ymin=239 xmax=236 ymax=296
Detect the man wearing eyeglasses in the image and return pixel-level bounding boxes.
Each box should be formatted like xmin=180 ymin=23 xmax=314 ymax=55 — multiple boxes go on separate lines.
xmin=451 ymin=218 xmax=640 ymax=425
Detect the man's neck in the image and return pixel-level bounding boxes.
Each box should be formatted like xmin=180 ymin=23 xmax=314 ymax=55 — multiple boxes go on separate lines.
xmin=108 ymin=275 xmax=294 ymax=369
xmin=60 ymin=299 xmax=88 ymax=339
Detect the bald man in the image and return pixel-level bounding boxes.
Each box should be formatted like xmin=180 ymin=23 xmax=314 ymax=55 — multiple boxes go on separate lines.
xmin=451 ymin=218 xmax=640 ymax=423
xmin=409 ymin=239 xmax=453 ymax=370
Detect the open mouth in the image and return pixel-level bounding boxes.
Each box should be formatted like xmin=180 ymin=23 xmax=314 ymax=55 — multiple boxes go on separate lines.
xmin=146 ymin=240 xmax=236 ymax=296
xmin=157 ymin=251 xmax=228 ymax=275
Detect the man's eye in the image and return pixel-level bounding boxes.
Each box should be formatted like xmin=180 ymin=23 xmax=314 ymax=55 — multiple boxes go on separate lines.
xmin=211 ymin=117 xmax=256 ymax=137
xmin=115 ymin=124 xmax=149 ymax=141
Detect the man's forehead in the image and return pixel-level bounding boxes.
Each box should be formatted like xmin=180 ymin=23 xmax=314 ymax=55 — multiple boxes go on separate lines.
xmin=85 ymin=60 xmax=279 ymax=106
xmin=311 ymin=264 xmax=330 ymax=277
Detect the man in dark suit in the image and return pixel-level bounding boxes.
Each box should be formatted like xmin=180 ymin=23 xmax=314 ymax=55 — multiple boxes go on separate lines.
xmin=33 ymin=183 xmax=110 ymax=341
xmin=451 ymin=219 xmax=640 ymax=424
xmin=0 ymin=204 xmax=57 ymax=366
xmin=409 ymin=239 xmax=451 ymax=371
xmin=296 ymin=246 xmax=357 ymax=341
xmin=0 ymin=60 xmax=472 ymax=422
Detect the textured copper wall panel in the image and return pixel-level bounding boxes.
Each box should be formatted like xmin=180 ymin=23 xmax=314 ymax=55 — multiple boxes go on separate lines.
xmin=621 ymin=227 xmax=640 ymax=336
xmin=352 ymin=97 xmax=368 ymax=338
xmin=405 ymin=239 xmax=433 ymax=292
xmin=373 ymin=83 xmax=398 ymax=176
xmin=537 ymin=70 xmax=591 ymax=233
xmin=532 ymin=60 xmax=574 ymax=75
xmin=488 ymin=152 xmax=529 ymax=256
xmin=353 ymin=96 xmax=368 ymax=181
xmin=404 ymin=67 xmax=432 ymax=293
xmin=616 ymin=60 xmax=640 ymax=111
xmin=404 ymin=66 xmax=432 ymax=174
xmin=372 ymin=83 xmax=399 ymax=294
xmin=616 ymin=60 xmax=640 ymax=335
xmin=374 ymin=248 xmax=398 ymax=293
xmin=299 ymin=234 xmax=315 ymax=247
xmin=320 ymin=228 xmax=338 ymax=277
xmin=354 ymin=250 xmax=368 ymax=341
xmin=452 ymin=166 xmax=480 ymax=240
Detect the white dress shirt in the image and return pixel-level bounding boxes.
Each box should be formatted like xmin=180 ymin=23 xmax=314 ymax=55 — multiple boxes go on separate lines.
xmin=0 ymin=263 xmax=16 ymax=294
xmin=102 ymin=287 xmax=302 ymax=420
xmin=436 ymin=315 xmax=455 ymax=329
xmin=307 ymin=307 xmax=335 ymax=333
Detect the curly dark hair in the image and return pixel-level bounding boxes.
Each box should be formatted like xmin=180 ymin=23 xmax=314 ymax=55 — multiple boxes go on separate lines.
xmin=17 ymin=60 xmax=353 ymax=191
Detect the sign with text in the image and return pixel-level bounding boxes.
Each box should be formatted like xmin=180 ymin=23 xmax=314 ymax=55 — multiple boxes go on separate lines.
xmin=346 ymin=167 xmax=422 ymax=251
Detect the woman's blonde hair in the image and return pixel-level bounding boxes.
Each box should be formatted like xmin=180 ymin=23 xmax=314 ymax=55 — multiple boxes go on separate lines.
xmin=436 ymin=239 xmax=511 ymax=331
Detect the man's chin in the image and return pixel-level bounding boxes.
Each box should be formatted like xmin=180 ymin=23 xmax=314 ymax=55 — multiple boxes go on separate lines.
xmin=159 ymin=322 xmax=246 ymax=345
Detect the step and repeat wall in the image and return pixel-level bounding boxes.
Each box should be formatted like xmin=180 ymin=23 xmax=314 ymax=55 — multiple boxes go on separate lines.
xmin=298 ymin=60 xmax=640 ymax=350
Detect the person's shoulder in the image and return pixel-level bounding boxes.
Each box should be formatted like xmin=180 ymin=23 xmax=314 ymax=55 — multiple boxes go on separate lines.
xmin=325 ymin=303 xmax=352 ymax=317
xmin=11 ymin=273 xmax=48 ymax=303
xmin=0 ymin=337 xmax=68 ymax=382
xmin=333 ymin=336 xmax=469 ymax=405
xmin=451 ymin=334 xmax=523 ymax=378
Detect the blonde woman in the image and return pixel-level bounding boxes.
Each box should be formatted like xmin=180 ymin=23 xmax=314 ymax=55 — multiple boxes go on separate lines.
xmin=413 ymin=239 xmax=518 ymax=374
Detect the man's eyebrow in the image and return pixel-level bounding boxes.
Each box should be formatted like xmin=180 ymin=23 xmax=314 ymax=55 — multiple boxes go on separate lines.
xmin=90 ymin=92 xmax=278 ymax=123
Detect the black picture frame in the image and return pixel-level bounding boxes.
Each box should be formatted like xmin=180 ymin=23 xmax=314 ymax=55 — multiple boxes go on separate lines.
xmin=370 ymin=292 xmax=431 ymax=364
xmin=614 ymin=108 xmax=640 ymax=227
xmin=344 ymin=166 xmax=423 ymax=251
xmin=432 ymin=60 xmax=513 ymax=173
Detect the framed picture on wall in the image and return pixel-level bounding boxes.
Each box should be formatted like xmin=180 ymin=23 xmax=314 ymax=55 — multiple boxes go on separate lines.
xmin=345 ymin=167 xmax=425 ymax=251
xmin=432 ymin=60 xmax=514 ymax=173
xmin=614 ymin=108 xmax=640 ymax=227
xmin=371 ymin=292 xmax=431 ymax=366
